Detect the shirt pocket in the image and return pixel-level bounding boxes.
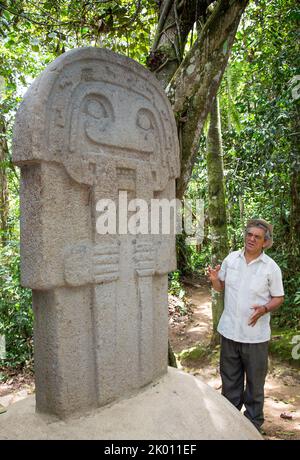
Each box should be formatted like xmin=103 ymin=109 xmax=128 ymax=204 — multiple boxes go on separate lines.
xmin=250 ymin=273 xmax=269 ymax=295
xmin=225 ymin=267 xmax=239 ymax=288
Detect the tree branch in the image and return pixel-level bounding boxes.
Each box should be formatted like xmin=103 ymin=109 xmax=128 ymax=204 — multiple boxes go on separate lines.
xmin=151 ymin=0 xmax=175 ymax=52
xmin=166 ymin=0 xmax=249 ymax=198
xmin=150 ymin=0 xmax=214 ymax=88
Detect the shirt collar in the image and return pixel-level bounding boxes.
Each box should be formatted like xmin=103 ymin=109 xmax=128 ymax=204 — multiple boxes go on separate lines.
xmin=239 ymin=248 xmax=268 ymax=264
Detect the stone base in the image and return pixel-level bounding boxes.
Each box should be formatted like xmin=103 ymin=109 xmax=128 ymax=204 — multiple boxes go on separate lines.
xmin=0 ymin=368 xmax=262 ymax=440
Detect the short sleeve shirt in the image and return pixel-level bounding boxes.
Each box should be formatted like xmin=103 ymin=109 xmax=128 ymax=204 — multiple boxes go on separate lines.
xmin=217 ymin=249 xmax=284 ymax=343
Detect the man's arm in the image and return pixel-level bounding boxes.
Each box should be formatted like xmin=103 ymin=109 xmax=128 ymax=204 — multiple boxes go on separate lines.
xmin=264 ymin=296 xmax=285 ymax=313
xmin=207 ymin=265 xmax=225 ymax=292
xmin=248 ymin=296 xmax=284 ymax=327
xmin=211 ymin=278 xmax=225 ymax=292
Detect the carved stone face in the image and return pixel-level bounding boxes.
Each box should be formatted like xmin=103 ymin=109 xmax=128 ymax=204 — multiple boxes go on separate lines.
xmin=14 ymin=50 xmax=179 ymax=190
xmin=69 ymin=83 xmax=161 ymax=159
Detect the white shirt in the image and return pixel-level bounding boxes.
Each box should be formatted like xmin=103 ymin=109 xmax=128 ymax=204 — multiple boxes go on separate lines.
xmin=217 ymin=249 xmax=284 ymax=343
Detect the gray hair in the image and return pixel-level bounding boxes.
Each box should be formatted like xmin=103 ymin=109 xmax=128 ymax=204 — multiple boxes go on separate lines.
xmin=245 ymin=223 xmax=272 ymax=241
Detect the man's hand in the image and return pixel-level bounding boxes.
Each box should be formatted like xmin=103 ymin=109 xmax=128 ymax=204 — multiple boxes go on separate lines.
xmin=206 ymin=265 xmax=221 ymax=282
xmin=248 ymin=305 xmax=266 ymax=327
xmin=206 ymin=265 xmax=224 ymax=292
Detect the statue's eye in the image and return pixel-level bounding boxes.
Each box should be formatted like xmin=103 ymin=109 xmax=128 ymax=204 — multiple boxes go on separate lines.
xmin=137 ymin=109 xmax=153 ymax=131
xmin=86 ymin=100 xmax=108 ymax=119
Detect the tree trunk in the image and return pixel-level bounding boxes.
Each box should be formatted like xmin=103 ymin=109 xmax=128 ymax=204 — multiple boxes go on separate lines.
xmin=290 ymin=107 xmax=300 ymax=256
xmin=206 ymin=96 xmax=228 ymax=346
xmin=168 ymin=339 xmax=178 ymax=368
xmin=0 ymin=114 xmax=9 ymax=247
xmin=150 ymin=0 xmax=248 ymax=364
xmin=166 ymin=0 xmax=249 ymax=199
xmin=290 ymin=170 xmax=300 ymax=254
xmin=150 ymin=0 xmax=212 ymax=89
xmin=151 ymin=0 xmax=215 ymax=367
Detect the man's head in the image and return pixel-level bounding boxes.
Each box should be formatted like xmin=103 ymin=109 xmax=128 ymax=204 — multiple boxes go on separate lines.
xmin=244 ymin=218 xmax=273 ymax=254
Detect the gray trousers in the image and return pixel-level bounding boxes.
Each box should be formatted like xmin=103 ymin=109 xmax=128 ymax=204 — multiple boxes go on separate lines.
xmin=220 ymin=335 xmax=269 ymax=429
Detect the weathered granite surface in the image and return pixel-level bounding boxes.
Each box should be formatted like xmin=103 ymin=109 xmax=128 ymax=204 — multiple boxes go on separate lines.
xmin=13 ymin=47 xmax=180 ymax=417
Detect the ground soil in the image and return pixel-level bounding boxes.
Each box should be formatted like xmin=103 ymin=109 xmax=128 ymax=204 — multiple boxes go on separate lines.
xmin=169 ymin=280 xmax=300 ymax=441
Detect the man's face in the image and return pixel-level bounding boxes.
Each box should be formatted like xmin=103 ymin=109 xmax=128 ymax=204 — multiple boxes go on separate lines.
xmin=244 ymin=226 xmax=267 ymax=254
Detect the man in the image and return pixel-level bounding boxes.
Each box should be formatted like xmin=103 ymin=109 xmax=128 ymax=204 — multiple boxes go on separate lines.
xmin=207 ymin=219 xmax=284 ymax=432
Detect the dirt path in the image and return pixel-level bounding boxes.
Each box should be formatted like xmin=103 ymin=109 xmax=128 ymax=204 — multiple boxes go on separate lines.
xmin=169 ymin=282 xmax=300 ymax=441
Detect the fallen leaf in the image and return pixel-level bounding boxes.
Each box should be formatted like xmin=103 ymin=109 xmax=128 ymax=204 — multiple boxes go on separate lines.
xmin=280 ymin=412 xmax=293 ymax=420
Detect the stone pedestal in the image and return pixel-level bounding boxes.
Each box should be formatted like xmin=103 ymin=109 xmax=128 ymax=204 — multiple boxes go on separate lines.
xmin=0 ymin=368 xmax=262 ymax=440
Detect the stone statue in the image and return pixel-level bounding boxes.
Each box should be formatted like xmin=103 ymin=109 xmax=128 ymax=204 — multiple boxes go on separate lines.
xmin=13 ymin=47 xmax=180 ymax=417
